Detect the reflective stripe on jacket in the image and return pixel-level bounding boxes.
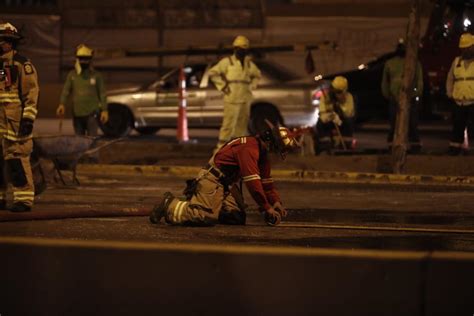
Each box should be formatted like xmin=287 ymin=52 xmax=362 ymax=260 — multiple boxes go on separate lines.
xmin=452 ymin=57 xmax=474 ymax=105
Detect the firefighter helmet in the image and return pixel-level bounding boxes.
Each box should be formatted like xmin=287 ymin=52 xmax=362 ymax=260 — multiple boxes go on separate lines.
xmin=233 ymin=35 xmax=250 ymax=49
xmin=76 ymin=44 xmax=93 ymax=58
xmin=459 ymin=33 xmax=474 ymax=49
xmin=0 ymin=22 xmax=21 ymax=40
xmin=261 ymin=119 xmax=300 ymax=158
xmin=331 ymin=76 xmax=348 ymax=92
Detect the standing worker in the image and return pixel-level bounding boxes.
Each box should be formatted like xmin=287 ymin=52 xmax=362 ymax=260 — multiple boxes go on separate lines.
xmin=57 ymin=44 xmax=108 ymax=136
xmin=446 ymin=33 xmax=474 ymax=155
xmin=381 ymin=39 xmax=423 ymax=152
xmin=208 ymin=35 xmax=261 ymax=150
xmin=149 ymin=121 xmax=301 ymax=227
xmin=316 ymin=76 xmax=355 ymax=153
xmin=0 ymin=22 xmax=39 ymax=212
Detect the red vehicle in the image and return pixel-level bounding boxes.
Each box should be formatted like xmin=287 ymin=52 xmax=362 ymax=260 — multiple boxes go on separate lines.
xmin=314 ymin=0 xmax=474 ymax=123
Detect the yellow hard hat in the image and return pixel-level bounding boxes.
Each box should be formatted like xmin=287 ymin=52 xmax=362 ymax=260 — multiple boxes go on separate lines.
xmin=0 ymin=22 xmax=21 ymax=40
xmin=76 ymin=44 xmax=93 ymax=57
xmin=232 ymin=35 xmax=250 ymax=49
xmin=331 ymin=76 xmax=348 ymax=92
xmin=459 ymin=33 xmax=474 ymax=48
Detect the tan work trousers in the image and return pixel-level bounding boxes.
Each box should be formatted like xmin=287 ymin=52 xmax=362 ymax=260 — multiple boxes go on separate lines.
xmin=216 ymin=101 xmax=250 ymax=148
xmin=165 ymin=169 xmax=244 ymax=226
xmin=0 ymin=103 xmax=35 ymax=206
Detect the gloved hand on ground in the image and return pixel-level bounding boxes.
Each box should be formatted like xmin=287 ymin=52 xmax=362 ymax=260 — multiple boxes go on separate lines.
xmin=264 ymin=207 xmax=282 ymax=226
xmin=273 ymin=201 xmax=288 ymax=217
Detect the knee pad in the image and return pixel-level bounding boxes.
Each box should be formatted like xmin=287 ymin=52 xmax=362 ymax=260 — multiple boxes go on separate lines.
xmin=6 ymin=159 xmax=27 ymax=187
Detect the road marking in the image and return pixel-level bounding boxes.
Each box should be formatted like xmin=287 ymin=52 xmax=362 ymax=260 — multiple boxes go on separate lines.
xmin=280 ymin=222 xmax=474 ymax=234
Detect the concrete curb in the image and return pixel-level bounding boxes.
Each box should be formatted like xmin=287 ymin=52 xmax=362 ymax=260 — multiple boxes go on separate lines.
xmin=1 ymin=237 xmax=473 ymax=315
xmin=78 ymin=164 xmax=474 ymax=186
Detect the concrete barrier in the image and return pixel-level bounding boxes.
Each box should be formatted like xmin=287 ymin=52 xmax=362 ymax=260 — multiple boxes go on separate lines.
xmin=1 ymin=237 xmax=473 ymax=316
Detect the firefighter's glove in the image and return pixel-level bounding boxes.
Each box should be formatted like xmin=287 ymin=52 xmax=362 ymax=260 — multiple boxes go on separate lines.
xmin=264 ymin=207 xmax=282 ymax=226
xmin=19 ymin=118 xmax=34 ymax=137
xmin=56 ymin=104 xmax=65 ymax=117
xmin=100 ymin=110 xmax=109 ymax=124
xmin=332 ymin=113 xmax=342 ymax=126
xmin=273 ymin=201 xmax=288 ymax=218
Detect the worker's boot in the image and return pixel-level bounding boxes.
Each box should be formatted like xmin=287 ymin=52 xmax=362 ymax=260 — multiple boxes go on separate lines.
xmin=149 ymin=192 xmax=174 ymax=224
xmin=10 ymin=202 xmax=32 ymax=213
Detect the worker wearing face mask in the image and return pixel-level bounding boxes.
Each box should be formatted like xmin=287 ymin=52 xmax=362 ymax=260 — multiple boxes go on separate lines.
xmin=208 ymin=35 xmax=261 ymax=150
xmin=57 ymin=44 xmax=108 ymax=136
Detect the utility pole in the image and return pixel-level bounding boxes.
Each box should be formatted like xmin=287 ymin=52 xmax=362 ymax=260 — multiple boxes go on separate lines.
xmin=391 ymin=0 xmax=421 ymax=174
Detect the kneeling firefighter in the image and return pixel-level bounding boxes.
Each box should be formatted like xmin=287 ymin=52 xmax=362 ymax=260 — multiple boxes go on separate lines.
xmin=0 ymin=23 xmax=39 ymax=212
xmin=149 ymin=121 xmax=301 ymax=226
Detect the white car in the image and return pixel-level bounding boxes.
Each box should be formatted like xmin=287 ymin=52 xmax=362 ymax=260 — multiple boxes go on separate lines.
xmin=102 ymin=60 xmax=319 ymax=137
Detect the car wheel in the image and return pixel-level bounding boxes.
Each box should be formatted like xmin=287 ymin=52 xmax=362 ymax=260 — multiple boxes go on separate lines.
xmin=100 ymin=104 xmax=133 ymax=137
xmin=249 ymin=104 xmax=284 ymax=135
xmin=135 ymin=127 xmax=160 ymax=135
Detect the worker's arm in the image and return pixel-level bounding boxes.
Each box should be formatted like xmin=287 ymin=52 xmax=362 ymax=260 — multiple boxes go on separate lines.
xmin=339 ymin=93 xmax=355 ymax=118
xmin=249 ymin=60 xmax=261 ymax=90
xmin=96 ymin=72 xmax=107 ymax=111
xmin=260 ymin=153 xmax=287 ymax=217
xmin=208 ymin=58 xmax=229 ymax=92
xmin=446 ymin=58 xmax=457 ymax=99
xmin=20 ymin=61 xmax=39 ymax=122
xmin=259 ymin=153 xmax=281 ymax=206
xmin=235 ymin=145 xmax=273 ymax=212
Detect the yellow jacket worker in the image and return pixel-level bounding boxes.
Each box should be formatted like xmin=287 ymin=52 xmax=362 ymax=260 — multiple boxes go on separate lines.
xmin=446 ymin=33 xmax=474 ymax=155
xmin=0 ymin=22 xmax=39 ymax=212
xmin=208 ymin=35 xmax=261 ymax=149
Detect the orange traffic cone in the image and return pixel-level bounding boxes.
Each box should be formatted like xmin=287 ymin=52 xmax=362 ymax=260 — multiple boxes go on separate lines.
xmin=177 ymin=65 xmax=189 ymax=142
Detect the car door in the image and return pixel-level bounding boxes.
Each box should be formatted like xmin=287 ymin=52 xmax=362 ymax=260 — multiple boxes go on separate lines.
xmin=155 ymin=66 xmax=205 ymax=127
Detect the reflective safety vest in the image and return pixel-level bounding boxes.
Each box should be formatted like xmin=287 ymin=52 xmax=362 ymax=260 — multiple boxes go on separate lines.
xmin=208 ymin=55 xmax=261 ymax=103
xmin=319 ymin=92 xmax=354 ymax=123
xmin=452 ymin=57 xmax=474 ymax=105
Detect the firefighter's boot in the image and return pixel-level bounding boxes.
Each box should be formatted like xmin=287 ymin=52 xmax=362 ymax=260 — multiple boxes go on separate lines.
xmin=10 ymin=202 xmax=31 ymax=213
xmin=149 ymin=192 xmax=174 ymax=224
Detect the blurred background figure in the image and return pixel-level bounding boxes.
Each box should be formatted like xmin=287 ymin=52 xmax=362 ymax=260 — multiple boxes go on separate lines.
xmin=0 ymin=22 xmax=39 ymax=212
xmin=446 ymin=33 xmax=474 ymax=156
xmin=208 ymin=35 xmax=261 ymax=150
xmin=57 ymin=44 xmax=108 ymax=136
xmin=315 ymin=76 xmax=355 ymax=154
xmin=381 ymin=39 xmax=423 ymax=153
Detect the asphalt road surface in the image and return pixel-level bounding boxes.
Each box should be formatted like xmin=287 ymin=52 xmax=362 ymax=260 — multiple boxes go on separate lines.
xmin=1 ymin=171 xmax=473 ymax=252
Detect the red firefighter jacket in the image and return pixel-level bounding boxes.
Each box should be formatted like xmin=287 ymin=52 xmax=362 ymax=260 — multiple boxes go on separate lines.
xmin=213 ymin=136 xmax=281 ymax=211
